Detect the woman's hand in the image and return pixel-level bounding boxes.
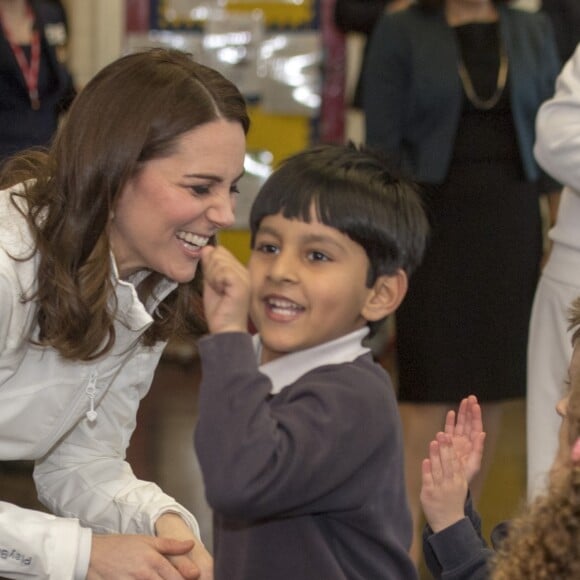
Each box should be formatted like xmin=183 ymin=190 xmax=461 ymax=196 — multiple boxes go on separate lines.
xmin=88 ymin=533 xmax=197 ymax=579
xmin=155 ymin=512 xmax=213 ymax=580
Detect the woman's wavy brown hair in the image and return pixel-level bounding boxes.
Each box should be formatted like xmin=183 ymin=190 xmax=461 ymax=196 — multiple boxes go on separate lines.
xmin=0 ymin=48 xmax=249 ymax=361
xmin=491 ymin=297 xmax=580 ymax=578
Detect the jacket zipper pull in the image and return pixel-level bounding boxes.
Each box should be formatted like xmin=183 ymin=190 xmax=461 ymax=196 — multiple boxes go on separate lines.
xmin=86 ymin=373 xmax=98 ymax=422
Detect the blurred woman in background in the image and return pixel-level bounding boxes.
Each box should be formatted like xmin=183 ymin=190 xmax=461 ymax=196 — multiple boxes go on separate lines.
xmin=364 ymin=0 xmax=561 ymax=564
xmin=0 ymin=0 xmax=75 ymax=164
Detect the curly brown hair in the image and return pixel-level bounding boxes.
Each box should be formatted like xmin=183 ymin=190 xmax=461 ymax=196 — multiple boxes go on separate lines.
xmin=491 ymin=296 xmax=580 ymax=578
xmin=416 ymin=0 xmax=509 ymax=8
xmin=0 ymin=49 xmax=249 ymax=360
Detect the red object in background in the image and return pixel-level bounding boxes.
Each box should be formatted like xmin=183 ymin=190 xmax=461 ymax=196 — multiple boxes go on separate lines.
xmin=320 ymin=0 xmax=346 ymax=144
xmin=126 ymin=0 xmax=150 ymax=32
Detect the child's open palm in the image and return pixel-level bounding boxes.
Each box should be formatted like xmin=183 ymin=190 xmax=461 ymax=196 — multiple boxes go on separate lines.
xmin=444 ymin=395 xmax=486 ymax=484
xmin=420 ymin=433 xmax=468 ymax=533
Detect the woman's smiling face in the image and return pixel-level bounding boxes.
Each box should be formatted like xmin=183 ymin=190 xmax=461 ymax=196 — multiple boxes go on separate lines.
xmin=109 ymin=118 xmax=246 ymax=282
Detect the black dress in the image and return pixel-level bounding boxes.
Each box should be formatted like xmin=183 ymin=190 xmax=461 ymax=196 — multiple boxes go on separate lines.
xmin=395 ymin=22 xmax=542 ymax=403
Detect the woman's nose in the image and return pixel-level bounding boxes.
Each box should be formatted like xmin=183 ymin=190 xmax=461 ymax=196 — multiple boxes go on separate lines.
xmin=206 ymin=191 xmax=236 ymax=229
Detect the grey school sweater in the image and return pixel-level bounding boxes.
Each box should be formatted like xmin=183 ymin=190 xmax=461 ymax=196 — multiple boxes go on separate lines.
xmin=195 ymin=332 xmax=416 ymax=580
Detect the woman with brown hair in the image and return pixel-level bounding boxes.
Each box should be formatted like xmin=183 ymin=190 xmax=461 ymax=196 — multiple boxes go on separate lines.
xmin=364 ymin=0 xmax=561 ymax=564
xmin=0 ymin=47 xmax=249 ymax=579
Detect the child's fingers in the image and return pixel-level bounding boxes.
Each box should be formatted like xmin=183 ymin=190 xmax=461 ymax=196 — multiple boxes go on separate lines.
xmin=420 ymin=459 xmax=435 ymax=508
xmin=200 ymin=244 xmax=215 ymax=262
xmin=444 ymin=410 xmax=456 ymax=436
xmin=200 ymin=246 xmax=224 ymax=281
xmin=468 ymin=397 xmax=484 ymax=440
xmin=421 ymin=458 xmax=433 ymax=485
xmin=204 ymin=260 xmax=233 ymax=295
xmin=428 ymin=439 xmax=444 ymax=483
xmin=436 ymin=433 xmax=457 ymax=479
xmin=455 ymin=398 xmax=468 ymax=437
xmin=467 ymin=394 xmax=479 ymax=407
xmin=202 ymin=246 xmax=246 ymax=294
xmin=473 ymin=432 xmax=486 ymax=457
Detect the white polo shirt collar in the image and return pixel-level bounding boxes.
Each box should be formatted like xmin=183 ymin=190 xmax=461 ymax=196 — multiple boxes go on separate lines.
xmin=253 ymin=327 xmax=371 ymax=394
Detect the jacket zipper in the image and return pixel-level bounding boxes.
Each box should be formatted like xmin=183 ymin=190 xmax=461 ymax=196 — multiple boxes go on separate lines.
xmin=85 ymin=372 xmax=98 ymax=422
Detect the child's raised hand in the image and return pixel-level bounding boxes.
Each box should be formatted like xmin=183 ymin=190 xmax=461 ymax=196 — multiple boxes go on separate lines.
xmin=420 ymin=432 xmax=468 ymax=533
xmin=444 ymin=395 xmax=486 ymax=484
xmin=200 ymin=245 xmax=251 ymax=334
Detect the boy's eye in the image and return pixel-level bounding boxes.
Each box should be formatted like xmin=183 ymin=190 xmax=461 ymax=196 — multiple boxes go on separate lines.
xmin=308 ymin=250 xmax=330 ymax=262
xmin=255 ymin=242 xmax=279 ymax=254
xmin=230 ymin=184 xmax=241 ymax=195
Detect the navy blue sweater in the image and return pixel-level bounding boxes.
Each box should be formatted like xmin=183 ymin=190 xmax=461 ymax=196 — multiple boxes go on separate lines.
xmin=195 ymin=333 xmax=415 ymax=580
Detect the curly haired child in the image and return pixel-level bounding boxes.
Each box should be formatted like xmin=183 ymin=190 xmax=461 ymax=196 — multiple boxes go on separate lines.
xmin=420 ymin=295 xmax=580 ymax=579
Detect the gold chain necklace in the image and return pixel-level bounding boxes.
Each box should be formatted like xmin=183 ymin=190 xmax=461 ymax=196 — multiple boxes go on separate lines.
xmin=457 ymin=41 xmax=508 ymax=111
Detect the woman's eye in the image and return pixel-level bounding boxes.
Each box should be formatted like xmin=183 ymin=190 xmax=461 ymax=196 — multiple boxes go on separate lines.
xmin=190 ymin=185 xmax=210 ymax=195
xmin=230 ymin=184 xmax=241 ymax=195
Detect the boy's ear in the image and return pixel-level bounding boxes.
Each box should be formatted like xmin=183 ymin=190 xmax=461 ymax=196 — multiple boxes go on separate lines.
xmin=361 ymin=270 xmax=408 ymax=322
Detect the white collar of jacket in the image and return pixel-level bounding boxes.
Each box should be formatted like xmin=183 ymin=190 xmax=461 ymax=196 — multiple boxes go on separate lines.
xmin=110 ymin=254 xmax=177 ymax=332
xmin=253 ymin=327 xmax=371 ymax=395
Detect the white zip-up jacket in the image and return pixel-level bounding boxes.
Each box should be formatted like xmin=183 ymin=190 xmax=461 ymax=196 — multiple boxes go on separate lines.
xmin=535 ymin=43 xmax=580 ymax=257
xmin=0 ymin=186 xmax=200 ymax=579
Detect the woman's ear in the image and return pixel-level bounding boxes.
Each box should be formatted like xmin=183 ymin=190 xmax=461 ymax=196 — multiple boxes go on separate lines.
xmin=361 ymin=269 xmax=408 ymax=322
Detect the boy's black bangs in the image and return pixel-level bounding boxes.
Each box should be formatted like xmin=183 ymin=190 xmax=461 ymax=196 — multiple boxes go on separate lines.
xmin=249 ymin=165 xmax=326 ymax=240
xmin=249 ymin=167 xmax=401 ymax=280
xmin=250 ymin=164 xmax=372 ymax=236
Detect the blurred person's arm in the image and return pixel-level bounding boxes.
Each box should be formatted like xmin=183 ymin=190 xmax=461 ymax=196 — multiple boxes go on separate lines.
xmin=535 ymin=44 xmax=580 ymax=192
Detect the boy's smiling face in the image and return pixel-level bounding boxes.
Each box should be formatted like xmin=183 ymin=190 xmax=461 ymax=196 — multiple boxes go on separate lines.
xmin=248 ymin=209 xmax=375 ymax=364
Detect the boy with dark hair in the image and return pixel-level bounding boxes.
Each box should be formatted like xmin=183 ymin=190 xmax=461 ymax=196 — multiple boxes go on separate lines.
xmin=195 ymin=143 xmax=429 ymax=579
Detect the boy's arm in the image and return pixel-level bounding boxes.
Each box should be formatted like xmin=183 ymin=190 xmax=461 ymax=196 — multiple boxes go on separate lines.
xmin=195 ymin=335 xmax=393 ymax=520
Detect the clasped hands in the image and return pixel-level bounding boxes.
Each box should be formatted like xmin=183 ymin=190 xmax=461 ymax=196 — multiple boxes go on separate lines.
xmin=88 ymin=513 xmax=213 ymax=580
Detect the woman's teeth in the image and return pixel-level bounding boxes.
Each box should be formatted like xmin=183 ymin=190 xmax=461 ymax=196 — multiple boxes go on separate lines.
xmin=177 ymin=231 xmax=209 ymax=248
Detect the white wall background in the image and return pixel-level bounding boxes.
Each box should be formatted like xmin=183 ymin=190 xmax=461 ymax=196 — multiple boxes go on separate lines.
xmin=62 ymin=0 xmax=124 ymax=87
